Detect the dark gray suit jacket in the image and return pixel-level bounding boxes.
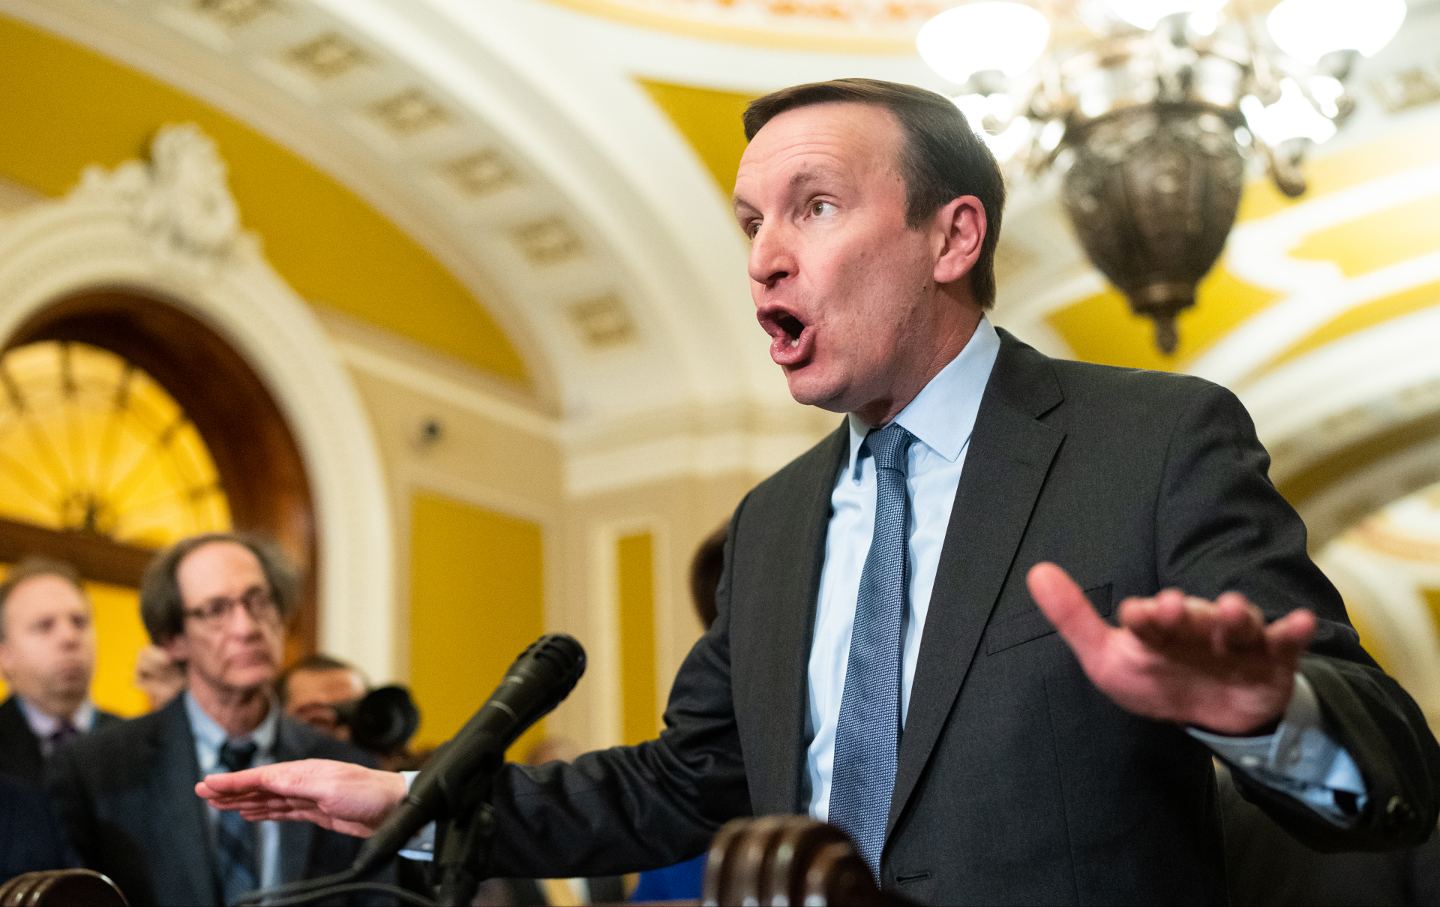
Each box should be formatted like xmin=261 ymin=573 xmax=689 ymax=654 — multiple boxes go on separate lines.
xmin=0 ymin=773 xmax=77 ymax=882
xmin=46 ymin=694 xmax=383 ymax=907
xmin=481 ymin=331 xmax=1440 ymax=904
xmin=0 ymin=695 xmax=121 ymax=785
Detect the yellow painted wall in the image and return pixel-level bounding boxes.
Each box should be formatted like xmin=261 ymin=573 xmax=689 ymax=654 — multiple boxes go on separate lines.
xmin=616 ymin=531 xmax=659 ymax=745
xmin=0 ymin=566 xmax=150 ymax=717
xmin=408 ymin=492 xmax=546 ymax=753
xmin=639 ymin=80 xmax=753 ymax=199
xmin=0 ymin=14 xmax=529 ymax=386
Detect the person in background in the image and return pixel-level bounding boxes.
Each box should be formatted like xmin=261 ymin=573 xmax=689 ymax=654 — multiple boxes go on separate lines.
xmin=0 ymin=773 xmax=77 ymax=883
xmin=0 ymin=558 xmax=120 ymax=785
xmin=278 ymin=652 xmax=368 ymax=743
xmin=628 ymin=526 xmax=727 ymax=903
xmin=134 ymin=643 xmax=186 ymax=712
xmin=47 ymin=532 xmax=391 ymax=907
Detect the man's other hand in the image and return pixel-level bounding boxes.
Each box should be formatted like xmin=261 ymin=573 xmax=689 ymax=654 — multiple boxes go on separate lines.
xmin=196 ymin=758 xmax=407 ymax=838
xmin=1026 ymin=562 xmax=1317 ymax=736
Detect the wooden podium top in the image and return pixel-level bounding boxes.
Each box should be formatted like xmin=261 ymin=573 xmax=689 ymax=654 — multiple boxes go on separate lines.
xmin=0 ymin=869 xmax=128 ymax=907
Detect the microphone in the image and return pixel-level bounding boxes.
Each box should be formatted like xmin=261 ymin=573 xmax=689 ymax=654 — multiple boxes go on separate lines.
xmin=350 ymin=633 xmax=586 ymax=877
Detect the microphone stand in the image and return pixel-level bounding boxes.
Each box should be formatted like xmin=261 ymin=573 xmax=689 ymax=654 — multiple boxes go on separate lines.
xmin=434 ymin=773 xmax=497 ymax=906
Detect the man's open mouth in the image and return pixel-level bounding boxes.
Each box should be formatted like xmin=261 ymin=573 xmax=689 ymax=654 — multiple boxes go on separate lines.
xmin=758 ymin=306 xmax=807 ymax=345
xmin=757 ymin=306 xmax=813 ymax=366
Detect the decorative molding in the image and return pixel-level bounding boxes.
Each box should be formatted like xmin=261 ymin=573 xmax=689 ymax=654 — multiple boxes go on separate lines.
xmin=74 ymin=123 xmax=252 ymax=264
xmin=512 ymin=216 xmax=584 ymax=265
xmin=441 ymin=149 xmax=521 ymax=197
xmin=369 ymin=87 xmax=451 ymax=137
xmin=566 ymin=294 xmax=635 ymax=348
xmin=194 ymin=0 xmax=282 ymax=30
xmin=286 ymin=31 xmax=373 ymax=80
xmin=0 ymin=125 xmax=397 ymax=678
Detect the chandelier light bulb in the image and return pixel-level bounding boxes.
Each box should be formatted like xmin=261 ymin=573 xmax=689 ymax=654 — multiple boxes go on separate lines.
xmin=1266 ymin=0 xmax=1407 ymax=63
xmin=1104 ymin=0 xmax=1228 ymax=31
xmin=917 ymin=2 xmax=1050 ymax=86
xmin=1240 ymin=78 xmax=1339 ymax=146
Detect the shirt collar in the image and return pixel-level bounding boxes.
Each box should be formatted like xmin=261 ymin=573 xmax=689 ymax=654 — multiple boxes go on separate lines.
xmin=183 ymin=689 xmax=280 ymax=760
xmin=845 ymin=315 xmax=1001 ymax=477
xmin=16 ymin=696 xmax=95 ymax=737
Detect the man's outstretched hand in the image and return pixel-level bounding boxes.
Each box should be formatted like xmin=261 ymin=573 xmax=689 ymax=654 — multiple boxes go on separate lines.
xmin=1026 ymin=562 xmax=1317 ymax=736
xmin=196 ymin=759 xmax=407 ymax=838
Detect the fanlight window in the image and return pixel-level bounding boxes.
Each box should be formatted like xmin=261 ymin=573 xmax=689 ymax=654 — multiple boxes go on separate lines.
xmin=0 ymin=341 xmax=230 ymax=548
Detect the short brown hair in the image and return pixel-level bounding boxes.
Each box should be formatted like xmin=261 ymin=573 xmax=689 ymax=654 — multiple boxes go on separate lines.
xmin=0 ymin=557 xmax=86 ymax=642
xmin=277 ymin=652 xmax=365 ymax=706
xmin=688 ymin=525 xmax=727 ymax=631
xmin=743 ymin=78 xmax=1006 ymax=307
xmin=140 ymin=532 xmax=300 ymax=645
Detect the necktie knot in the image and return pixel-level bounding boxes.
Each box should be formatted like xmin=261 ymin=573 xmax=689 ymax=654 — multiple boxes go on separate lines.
xmin=219 ymin=740 xmax=258 ymax=772
xmin=866 ymin=423 xmax=914 ymax=475
xmin=47 ymin=721 xmax=79 ymax=751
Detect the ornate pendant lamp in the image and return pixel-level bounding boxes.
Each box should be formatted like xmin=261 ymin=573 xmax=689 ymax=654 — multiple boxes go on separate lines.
xmin=918 ymin=0 xmax=1406 ymax=353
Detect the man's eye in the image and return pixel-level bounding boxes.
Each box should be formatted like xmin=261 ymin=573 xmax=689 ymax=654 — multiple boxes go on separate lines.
xmin=809 ymin=201 xmax=834 ymax=217
xmin=743 ymin=221 xmax=760 ymax=239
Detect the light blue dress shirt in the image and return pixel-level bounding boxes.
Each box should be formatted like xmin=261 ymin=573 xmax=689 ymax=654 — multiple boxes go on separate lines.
xmin=803 ymin=316 xmax=1365 ymax=824
xmin=186 ymin=692 xmax=283 ymax=890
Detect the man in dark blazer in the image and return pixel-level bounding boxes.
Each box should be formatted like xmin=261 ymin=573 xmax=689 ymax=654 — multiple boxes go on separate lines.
xmin=0 ymin=773 xmax=76 ymax=883
xmin=48 ymin=533 xmax=387 ymax=906
xmin=197 ymin=79 xmax=1440 ymax=904
xmin=0 ymin=558 xmax=121 ymax=785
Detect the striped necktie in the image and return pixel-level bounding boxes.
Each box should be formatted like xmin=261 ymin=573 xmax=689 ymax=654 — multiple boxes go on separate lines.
xmin=216 ymin=740 xmax=259 ymax=904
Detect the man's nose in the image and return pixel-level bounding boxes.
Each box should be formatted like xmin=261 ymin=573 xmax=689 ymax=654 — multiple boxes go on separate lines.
xmin=222 ymin=601 xmax=263 ymax=636
xmin=747 ymin=223 xmax=795 ymax=289
xmin=57 ymin=620 xmax=83 ymax=646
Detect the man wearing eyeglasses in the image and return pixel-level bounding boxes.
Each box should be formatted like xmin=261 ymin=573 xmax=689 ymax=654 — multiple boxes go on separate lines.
xmin=46 ymin=533 xmax=389 ymax=907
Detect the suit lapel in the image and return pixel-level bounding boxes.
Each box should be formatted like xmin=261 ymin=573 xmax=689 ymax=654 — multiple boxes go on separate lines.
xmin=888 ymin=332 xmax=1064 ymax=834
xmin=747 ymin=425 xmax=848 ymax=813
xmin=274 ymin=717 xmax=317 ymax=884
xmin=0 ymin=697 xmax=44 ymax=782
xmin=151 ymin=697 xmax=221 ymax=904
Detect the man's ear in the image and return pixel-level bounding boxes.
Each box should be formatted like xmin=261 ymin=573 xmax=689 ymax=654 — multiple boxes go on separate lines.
xmin=162 ymin=634 xmax=189 ymax=666
xmin=932 ymin=195 xmax=986 ymax=286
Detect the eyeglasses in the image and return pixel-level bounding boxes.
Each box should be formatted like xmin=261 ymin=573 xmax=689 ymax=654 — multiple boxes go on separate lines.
xmin=182 ymin=587 xmax=280 ymax=629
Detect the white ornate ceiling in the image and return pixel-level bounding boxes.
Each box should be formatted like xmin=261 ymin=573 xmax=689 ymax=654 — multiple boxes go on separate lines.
xmin=6 ymin=0 xmax=1440 ymax=628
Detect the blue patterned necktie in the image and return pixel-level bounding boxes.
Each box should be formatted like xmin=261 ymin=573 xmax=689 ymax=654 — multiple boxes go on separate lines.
xmin=216 ymin=740 xmax=259 ymax=905
xmin=828 ymin=422 xmax=915 ymax=881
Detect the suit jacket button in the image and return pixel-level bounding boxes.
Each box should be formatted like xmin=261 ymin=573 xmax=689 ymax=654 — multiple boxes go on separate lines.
xmin=1385 ymin=795 xmax=1414 ymax=827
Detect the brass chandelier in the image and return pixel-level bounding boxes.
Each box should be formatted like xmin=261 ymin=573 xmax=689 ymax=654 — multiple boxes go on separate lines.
xmin=916 ymin=0 xmax=1407 ymax=353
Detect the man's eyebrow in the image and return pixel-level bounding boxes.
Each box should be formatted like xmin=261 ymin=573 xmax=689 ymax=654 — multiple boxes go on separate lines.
xmin=733 ymin=166 xmax=842 ymax=213
xmin=787 ymin=167 xmax=835 ymax=190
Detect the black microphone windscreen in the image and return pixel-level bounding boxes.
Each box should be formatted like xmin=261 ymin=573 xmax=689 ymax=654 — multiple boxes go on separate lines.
xmin=349 ymin=632 xmax=585 ymax=877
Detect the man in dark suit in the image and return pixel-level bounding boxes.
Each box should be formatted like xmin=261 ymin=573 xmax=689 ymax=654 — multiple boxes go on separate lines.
xmin=48 ymin=533 xmax=387 ymax=906
xmin=198 ymin=79 xmax=1440 ymax=904
xmin=0 ymin=558 xmax=120 ymax=785
xmin=0 ymin=773 xmax=76 ymax=883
